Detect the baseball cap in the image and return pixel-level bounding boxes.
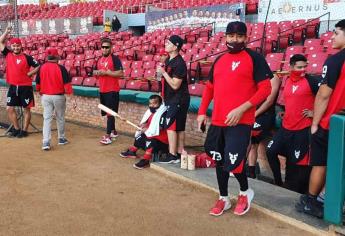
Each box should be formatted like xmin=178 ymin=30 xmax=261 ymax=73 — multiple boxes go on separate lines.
xmin=46 ymin=47 xmax=59 ymax=57
xmin=226 ymin=21 xmax=247 ymax=35
xmin=168 ymin=35 xmax=184 ymax=50
xmin=9 ymin=38 xmax=22 ymax=45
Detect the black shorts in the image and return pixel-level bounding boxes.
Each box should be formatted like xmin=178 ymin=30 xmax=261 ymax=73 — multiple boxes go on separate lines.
xmin=251 ymin=112 xmax=274 ymax=144
xmin=310 ymin=126 xmax=329 ymax=166
xmin=100 ymin=91 xmax=119 ymax=116
xmin=266 ymin=127 xmax=310 ymax=165
xmin=134 ymin=133 xmax=168 ymax=153
xmin=7 ymin=85 xmax=34 ymax=108
xmin=204 ymin=124 xmax=251 ymax=173
xmin=164 ymin=100 xmax=190 ymax=132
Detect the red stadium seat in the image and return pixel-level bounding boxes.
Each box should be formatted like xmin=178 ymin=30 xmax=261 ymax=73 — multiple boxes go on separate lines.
xmin=130 ymin=69 xmax=144 ymax=79
xmin=71 ymin=77 xmax=84 ymax=86
xmin=82 ymin=77 xmax=97 ymax=87
xmin=188 ymin=83 xmax=205 ymax=97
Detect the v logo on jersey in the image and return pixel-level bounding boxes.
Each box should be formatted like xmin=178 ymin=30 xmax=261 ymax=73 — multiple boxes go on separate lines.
xmin=25 ymin=98 xmax=30 ymax=104
xmin=267 ymin=140 xmax=274 ymax=148
xmin=16 ymin=59 xmax=21 ymax=64
xmin=295 ymin=150 xmax=300 ymax=159
xmin=229 ymin=152 xmax=238 ymax=165
xmin=292 ymin=85 xmax=299 ymax=94
xmin=231 ymin=61 xmax=240 ymax=71
xmin=210 ymin=151 xmax=222 ymax=161
xmin=166 ymin=118 xmax=171 ymax=125
xmin=146 ymin=141 xmax=151 ymax=148
xmin=253 ymin=122 xmax=261 ymax=129
xmin=206 ymin=160 xmax=211 ymax=167
xmin=104 ymin=62 xmax=108 ymax=68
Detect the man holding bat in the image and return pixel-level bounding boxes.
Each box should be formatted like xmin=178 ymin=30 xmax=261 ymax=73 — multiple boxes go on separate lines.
xmin=94 ymin=37 xmax=124 ymax=145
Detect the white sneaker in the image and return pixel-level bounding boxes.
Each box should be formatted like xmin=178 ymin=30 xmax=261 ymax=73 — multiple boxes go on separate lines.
xmin=110 ymin=131 xmax=118 ymax=140
xmin=100 ymin=136 xmax=112 ymax=145
xmin=42 ymin=142 xmax=51 ymax=151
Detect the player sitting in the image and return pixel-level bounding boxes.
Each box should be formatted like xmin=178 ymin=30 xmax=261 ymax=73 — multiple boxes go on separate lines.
xmin=120 ymin=95 xmax=169 ymax=169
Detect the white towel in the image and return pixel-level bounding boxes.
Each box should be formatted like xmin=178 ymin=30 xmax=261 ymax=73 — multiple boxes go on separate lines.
xmin=134 ymin=104 xmax=167 ymax=138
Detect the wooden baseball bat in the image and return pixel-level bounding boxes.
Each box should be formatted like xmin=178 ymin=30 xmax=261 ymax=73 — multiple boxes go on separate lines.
xmin=97 ymin=104 xmax=142 ymax=130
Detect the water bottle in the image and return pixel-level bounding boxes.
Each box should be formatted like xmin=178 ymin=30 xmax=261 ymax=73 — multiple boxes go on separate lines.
xmin=156 ymin=63 xmax=163 ymax=81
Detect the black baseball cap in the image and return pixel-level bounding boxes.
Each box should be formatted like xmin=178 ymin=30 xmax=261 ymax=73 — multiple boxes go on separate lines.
xmin=168 ymin=35 xmax=184 ymax=50
xmin=226 ymin=21 xmax=247 ymax=35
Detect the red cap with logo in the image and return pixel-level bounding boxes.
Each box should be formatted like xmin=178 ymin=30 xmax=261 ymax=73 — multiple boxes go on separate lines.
xmin=46 ymin=47 xmax=59 ymax=57
xmin=9 ymin=38 xmax=22 ymax=45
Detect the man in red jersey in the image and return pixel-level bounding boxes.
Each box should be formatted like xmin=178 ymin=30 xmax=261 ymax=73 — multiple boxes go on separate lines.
xmin=266 ymin=54 xmax=320 ymax=193
xmin=94 ymin=37 xmax=124 ymax=145
xmin=197 ymin=21 xmax=272 ymax=216
xmin=296 ymin=19 xmax=345 ymax=218
xmin=36 ymin=48 xmax=72 ymax=151
xmin=0 ymin=26 xmax=39 ymax=138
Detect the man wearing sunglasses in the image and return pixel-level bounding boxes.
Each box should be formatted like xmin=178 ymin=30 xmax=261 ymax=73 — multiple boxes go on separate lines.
xmin=94 ymin=38 xmax=124 ymax=145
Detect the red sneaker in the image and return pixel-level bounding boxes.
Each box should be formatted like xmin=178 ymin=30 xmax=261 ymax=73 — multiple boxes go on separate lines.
xmin=209 ymin=198 xmax=231 ymax=216
xmin=234 ymin=188 xmax=254 ymax=216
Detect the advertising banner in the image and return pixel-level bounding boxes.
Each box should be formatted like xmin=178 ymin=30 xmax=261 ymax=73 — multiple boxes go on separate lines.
xmin=258 ymin=0 xmax=345 ymax=22
xmin=145 ymin=3 xmax=245 ymax=32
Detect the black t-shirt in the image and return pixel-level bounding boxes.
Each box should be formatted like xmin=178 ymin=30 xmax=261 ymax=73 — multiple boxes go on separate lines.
xmin=163 ymin=54 xmax=190 ymax=105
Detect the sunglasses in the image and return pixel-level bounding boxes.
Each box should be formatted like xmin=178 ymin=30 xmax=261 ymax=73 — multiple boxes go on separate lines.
xmin=101 ymin=46 xmax=110 ymax=49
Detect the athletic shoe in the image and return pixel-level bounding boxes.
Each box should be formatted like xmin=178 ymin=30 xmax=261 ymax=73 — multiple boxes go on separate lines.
xmin=8 ymin=128 xmax=20 ymax=138
xmin=110 ymin=131 xmax=118 ymax=140
xmin=209 ymin=198 xmax=231 ymax=216
xmin=100 ymin=135 xmax=112 ymax=145
xmin=16 ymin=130 xmax=28 ymax=138
xmin=295 ymin=195 xmax=324 ymax=218
xmin=234 ymin=188 xmax=254 ymax=216
xmin=58 ymin=138 xmax=69 ymax=145
xmin=120 ymin=149 xmax=137 ymax=158
xmin=133 ymin=159 xmax=150 ymax=170
xmin=42 ymin=142 xmax=51 ymax=151
xmin=159 ymin=153 xmax=176 ymax=164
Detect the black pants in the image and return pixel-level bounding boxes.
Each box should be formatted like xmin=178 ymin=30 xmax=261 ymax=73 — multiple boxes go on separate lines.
xmin=100 ymin=91 xmax=119 ymax=134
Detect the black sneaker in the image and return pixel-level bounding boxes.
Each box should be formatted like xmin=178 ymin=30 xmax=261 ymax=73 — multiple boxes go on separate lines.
xmin=16 ymin=130 xmax=28 ymax=138
xmin=159 ymin=153 xmax=177 ymax=164
xmin=133 ymin=159 xmax=150 ymax=170
xmin=173 ymin=153 xmax=181 ymax=164
xmin=295 ymin=195 xmax=324 ymax=218
xmin=58 ymin=138 xmax=69 ymax=145
xmin=8 ymin=128 xmax=21 ymax=138
xmin=120 ymin=149 xmax=137 ymax=158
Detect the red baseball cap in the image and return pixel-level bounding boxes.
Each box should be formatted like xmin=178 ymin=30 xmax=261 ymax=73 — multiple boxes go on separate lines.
xmin=46 ymin=47 xmax=59 ymax=57
xmin=10 ymin=38 xmax=22 ymax=45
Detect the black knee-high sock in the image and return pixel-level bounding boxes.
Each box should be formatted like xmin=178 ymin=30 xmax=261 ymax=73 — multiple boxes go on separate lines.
xmin=107 ymin=116 xmax=115 ymax=134
xmin=216 ymin=166 xmax=229 ymax=196
xmin=266 ymin=151 xmax=283 ymax=186
xmin=234 ymin=171 xmax=249 ymax=192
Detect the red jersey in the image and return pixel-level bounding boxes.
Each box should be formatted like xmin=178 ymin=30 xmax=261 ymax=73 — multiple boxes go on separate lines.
xmin=96 ymin=54 xmax=123 ymax=93
xmin=145 ymin=114 xmax=168 ymax=144
xmin=2 ymin=47 xmax=39 ymax=86
xmin=282 ymin=75 xmax=320 ymax=130
xmin=319 ymin=49 xmax=345 ymax=130
xmin=36 ymin=62 xmax=72 ymax=95
xmin=198 ymin=49 xmax=272 ymax=126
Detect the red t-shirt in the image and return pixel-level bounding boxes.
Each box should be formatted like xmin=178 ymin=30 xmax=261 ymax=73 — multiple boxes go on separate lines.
xmin=96 ymin=54 xmax=123 ymax=93
xmin=146 ymin=114 xmax=168 ymax=144
xmin=2 ymin=47 xmax=39 ymax=86
xmin=36 ymin=62 xmax=72 ymax=95
xmin=319 ymin=49 xmax=345 ymax=130
xmin=282 ymin=76 xmax=320 ymax=130
xmin=198 ymin=49 xmax=272 ymax=126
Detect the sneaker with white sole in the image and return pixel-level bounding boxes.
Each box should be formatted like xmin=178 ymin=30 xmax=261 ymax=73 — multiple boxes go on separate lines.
xmin=110 ymin=131 xmax=118 ymax=140
xmin=100 ymin=135 xmax=112 ymax=145
xmin=120 ymin=149 xmax=137 ymax=158
xmin=209 ymin=198 xmax=231 ymax=216
xmin=42 ymin=142 xmax=51 ymax=151
xmin=58 ymin=138 xmax=69 ymax=145
xmin=133 ymin=159 xmax=150 ymax=170
xmin=234 ymin=188 xmax=254 ymax=216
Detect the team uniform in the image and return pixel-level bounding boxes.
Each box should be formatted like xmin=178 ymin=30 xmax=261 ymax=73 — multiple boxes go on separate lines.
xmin=95 ymin=54 xmax=123 ymax=139
xmin=2 ymin=47 xmax=39 ymax=108
xmin=199 ymin=49 xmax=273 ymax=173
xmin=36 ymin=60 xmax=72 ymax=149
xmin=162 ymin=54 xmax=190 ymax=132
xmin=266 ymin=74 xmax=320 ymax=193
xmin=310 ymin=48 xmax=345 ymax=166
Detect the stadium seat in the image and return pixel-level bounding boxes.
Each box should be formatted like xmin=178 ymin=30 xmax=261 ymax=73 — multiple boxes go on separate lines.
xmin=71 ymin=77 xmax=84 ymax=86
xmin=82 ymin=77 xmax=97 ymax=87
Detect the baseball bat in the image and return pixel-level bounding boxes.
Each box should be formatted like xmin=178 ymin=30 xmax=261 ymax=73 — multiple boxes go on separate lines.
xmin=97 ymin=104 xmax=142 ymax=130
